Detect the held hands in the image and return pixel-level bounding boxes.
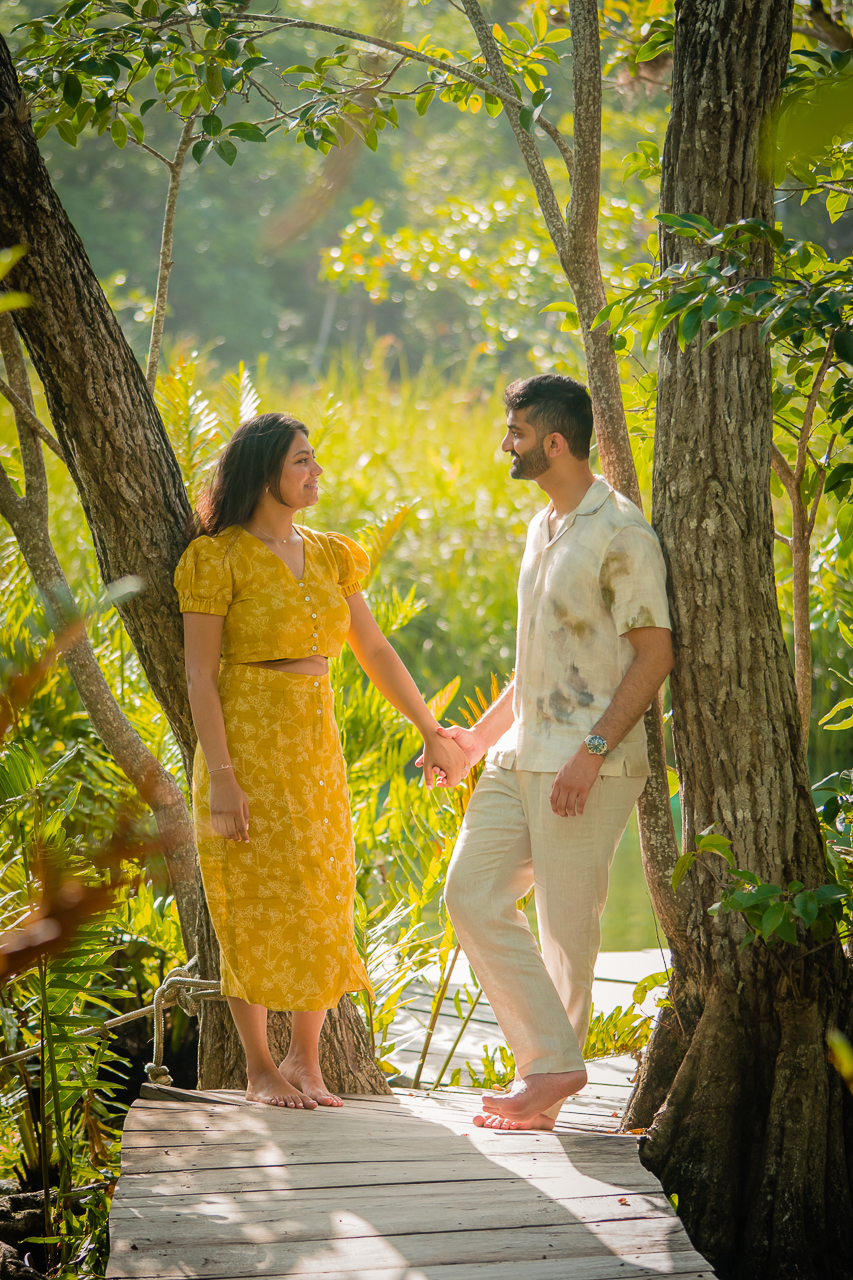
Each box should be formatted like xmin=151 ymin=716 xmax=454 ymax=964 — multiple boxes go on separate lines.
xmin=415 ymin=723 xmax=486 ymax=788
xmin=550 ymin=746 xmax=603 ymax=817
xmin=209 ymin=770 xmax=250 ymax=841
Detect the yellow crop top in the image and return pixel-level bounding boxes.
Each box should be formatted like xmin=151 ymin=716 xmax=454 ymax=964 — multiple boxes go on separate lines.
xmin=173 ymin=525 xmax=370 ymax=664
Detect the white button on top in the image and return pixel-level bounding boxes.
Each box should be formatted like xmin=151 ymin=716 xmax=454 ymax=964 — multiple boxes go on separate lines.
xmin=312 ymin=646 xmax=318 ymax=652
xmin=304 ymin=596 xmax=310 ymax=602
xmin=311 ymin=613 xmax=317 ymax=619
xmin=329 ymin=855 xmax=334 ymax=861
xmin=298 ymin=581 xmax=304 ymax=587
xmin=319 ymin=779 xmax=324 ymax=786
xmin=316 ymin=708 xmax=322 ymax=715
xmin=335 ymin=895 xmax=341 ymax=901
xmin=313 ymin=681 xmax=319 ymax=687
xmin=324 ymin=817 xmax=329 ymax=824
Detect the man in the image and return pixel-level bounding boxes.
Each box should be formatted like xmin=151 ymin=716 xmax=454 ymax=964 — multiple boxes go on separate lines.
xmin=441 ymin=373 xmax=672 ymax=1132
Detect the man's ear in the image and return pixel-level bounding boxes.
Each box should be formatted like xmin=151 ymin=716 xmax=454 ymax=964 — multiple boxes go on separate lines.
xmin=546 ymin=431 xmax=567 ymax=457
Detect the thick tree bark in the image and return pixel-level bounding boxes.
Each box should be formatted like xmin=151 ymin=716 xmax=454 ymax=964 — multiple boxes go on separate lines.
xmin=624 ymin=3 xmax=853 ymax=1276
xmin=0 ymin=37 xmax=386 ymax=1096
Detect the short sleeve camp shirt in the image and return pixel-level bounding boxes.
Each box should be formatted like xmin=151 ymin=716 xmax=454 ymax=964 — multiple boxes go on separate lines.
xmin=489 ymin=477 xmax=671 ymax=777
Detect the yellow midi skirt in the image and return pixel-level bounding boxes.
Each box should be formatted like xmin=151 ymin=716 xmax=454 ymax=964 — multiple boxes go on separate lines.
xmin=192 ymin=662 xmax=372 ymax=1011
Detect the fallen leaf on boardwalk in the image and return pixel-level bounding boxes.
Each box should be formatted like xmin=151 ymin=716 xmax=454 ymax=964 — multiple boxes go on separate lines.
xmin=618 ymin=1197 xmax=629 ymax=1205
xmin=629 ymin=1127 xmax=646 ymax=1134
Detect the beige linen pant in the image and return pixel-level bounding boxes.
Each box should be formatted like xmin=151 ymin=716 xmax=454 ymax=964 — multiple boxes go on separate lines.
xmin=445 ymin=763 xmax=646 ymax=1114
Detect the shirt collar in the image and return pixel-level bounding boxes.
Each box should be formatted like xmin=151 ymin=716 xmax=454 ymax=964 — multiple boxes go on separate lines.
xmin=541 ymin=476 xmax=612 ymax=545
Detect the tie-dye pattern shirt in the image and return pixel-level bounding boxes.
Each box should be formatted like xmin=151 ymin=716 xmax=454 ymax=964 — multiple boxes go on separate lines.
xmin=489 ymin=477 xmax=670 ymax=776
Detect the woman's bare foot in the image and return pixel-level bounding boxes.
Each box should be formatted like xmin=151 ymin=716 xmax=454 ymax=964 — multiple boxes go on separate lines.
xmin=479 ymin=1068 xmax=587 ymax=1127
xmin=473 ymin=1111 xmax=556 ymax=1131
xmin=279 ymin=1053 xmax=343 ymax=1107
xmin=246 ymin=1065 xmax=317 ymax=1108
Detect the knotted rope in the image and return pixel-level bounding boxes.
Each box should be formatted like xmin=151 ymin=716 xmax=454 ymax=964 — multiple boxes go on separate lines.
xmin=143 ymin=965 xmax=223 ymax=1085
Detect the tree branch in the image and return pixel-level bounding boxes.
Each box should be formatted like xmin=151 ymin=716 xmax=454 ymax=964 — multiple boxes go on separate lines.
xmin=146 ymin=111 xmax=199 ymax=390
xmin=794 ymin=336 xmax=834 ymax=483
xmin=262 ymin=15 xmax=572 ymax=170
xmin=460 ymin=0 xmax=568 ymax=257
xmin=0 ymin=375 xmax=66 ymax=463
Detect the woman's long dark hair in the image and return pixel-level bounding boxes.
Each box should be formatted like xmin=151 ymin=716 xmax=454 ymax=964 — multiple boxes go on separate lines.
xmin=188 ymin=412 xmax=309 ymax=539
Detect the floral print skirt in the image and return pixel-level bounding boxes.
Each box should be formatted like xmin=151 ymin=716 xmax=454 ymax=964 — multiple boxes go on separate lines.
xmin=192 ymin=662 xmax=372 ymax=1011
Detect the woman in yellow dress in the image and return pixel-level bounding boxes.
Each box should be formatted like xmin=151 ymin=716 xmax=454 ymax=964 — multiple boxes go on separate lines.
xmin=175 ymin=412 xmax=466 ymax=1109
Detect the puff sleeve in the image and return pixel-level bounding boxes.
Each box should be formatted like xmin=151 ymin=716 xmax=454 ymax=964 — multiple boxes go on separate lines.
xmin=328 ymin=533 xmax=371 ymax=598
xmin=174 ymin=537 xmax=233 ymax=615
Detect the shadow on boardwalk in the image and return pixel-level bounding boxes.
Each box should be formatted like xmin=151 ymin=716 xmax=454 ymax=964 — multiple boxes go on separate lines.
xmin=107 ymin=1088 xmax=712 ymax=1280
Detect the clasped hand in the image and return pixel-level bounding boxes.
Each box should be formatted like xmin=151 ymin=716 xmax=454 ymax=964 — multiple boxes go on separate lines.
xmin=416 ymin=723 xmax=485 ymax=788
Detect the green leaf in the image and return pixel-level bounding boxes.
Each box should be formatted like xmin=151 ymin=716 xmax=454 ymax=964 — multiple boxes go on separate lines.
xmin=761 ymin=901 xmax=786 ymax=939
xmin=518 ymin=105 xmax=534 ymax=133
xmin=672 ymin=849 xmax=695 ymax=891
xmin=124 ymin=112 xmax=144 ymax=144
xmin=56 ymin=119 xmax=78 ymax=147
xmin=793 ymin=891 xmax=819 ymax=927
xmin=485 ymin=93 xmax=502 ymax=118
xmin=140 ymin=98 xmax=158 ymax=116
xmin=213 ymin=138 xmax=237 ymax=165
xmin=192 ymin=138 xmax=211 ymax=164
xmin=154 ymin=65 xmax=171 ymax=94
xmin=678 ymin=306 xmax=703 ymax=348
xmin=227 ymin=122 xmax=266 ymax=143
xmin=716 ymin=308 xmax=742 ymax=333
xmin=826 ymin=463 xmax=853 ymax=494
xmin=667 ymin=767 xmax=680 ymax=798
xmin=110 ymin=116 xmax=127 ymax=148
xmin=62 ymin=73 xmax=82 ymax=109
xmin=241 ymin=56 xmax=269 ymax=73
xmin=416 ymin=87 xmax=435 ymax=116
xmin=202 ymin=112 xmax=222 ymax=137
xmin=200 ymin=7 xmax=221 ymax=28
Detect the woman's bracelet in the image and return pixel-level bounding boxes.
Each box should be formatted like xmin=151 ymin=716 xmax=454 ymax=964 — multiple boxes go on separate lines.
xmin=209 ymin=763 xmax=234 ymax=773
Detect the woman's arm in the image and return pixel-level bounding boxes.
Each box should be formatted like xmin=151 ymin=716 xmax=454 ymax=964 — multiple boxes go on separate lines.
xmin=183 ymin=613 xmax=249 ymax=842
xmin=345 ymin=592 xmax=468 ymax=787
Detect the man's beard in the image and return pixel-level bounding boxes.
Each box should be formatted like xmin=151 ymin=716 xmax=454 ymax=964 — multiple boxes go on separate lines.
xmin=509 ymin=440 xmax=550 ymax=480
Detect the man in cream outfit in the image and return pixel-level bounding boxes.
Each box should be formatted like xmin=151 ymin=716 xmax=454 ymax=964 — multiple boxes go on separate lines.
xmin=442 ymin=373 xmax=673 ymax=1132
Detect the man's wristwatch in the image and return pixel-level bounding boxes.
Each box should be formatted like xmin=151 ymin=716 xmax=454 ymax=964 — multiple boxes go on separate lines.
xmin=583 ymin=734 xmax=610 ymax=757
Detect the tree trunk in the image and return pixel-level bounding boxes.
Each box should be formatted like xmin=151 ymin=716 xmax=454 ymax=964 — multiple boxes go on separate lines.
xmin=625 ymin=3 xmax=853 ymax=1275
xmin=0 ymin=37 xmax=386 ymax=1097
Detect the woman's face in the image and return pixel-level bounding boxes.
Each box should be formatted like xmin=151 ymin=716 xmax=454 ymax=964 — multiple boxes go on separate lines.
xmin=276 ymin=431 xmax=323 ymax=510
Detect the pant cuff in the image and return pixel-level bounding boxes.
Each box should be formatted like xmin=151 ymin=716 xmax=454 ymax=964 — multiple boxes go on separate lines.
xmin=516 ymin=1050 xmax=586 ymax=1077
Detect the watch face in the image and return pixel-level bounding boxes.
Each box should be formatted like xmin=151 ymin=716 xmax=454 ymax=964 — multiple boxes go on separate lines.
xmin=586 ymin=735 xmax=608 ymax=755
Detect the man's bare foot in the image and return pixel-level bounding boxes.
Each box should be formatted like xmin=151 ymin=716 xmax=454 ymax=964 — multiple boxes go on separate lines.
xmin=480 ymin=1068 xmax=587 ymax=1127
xmin=279 ymin=1053 xmax=343 ymax=1107
xmin=246 ymin=1065 xmax=317 ymax=1109
xmin=473 ymin=1111 xmax=555 ymax=1131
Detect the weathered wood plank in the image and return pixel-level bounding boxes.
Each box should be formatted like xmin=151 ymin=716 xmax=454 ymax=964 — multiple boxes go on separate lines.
xmin=107 ymin=1215 xmax=698 ymax=1275
xmin=114 ymin=1157 xmax=655 ymax=1203
xmin=108 ymin=1255 xmax=710 ymax=1280
xmin=109 ymin=1185 xmax=676 ymax=1240
xmin=118 ymin=1142 xmax=660 ymax=1196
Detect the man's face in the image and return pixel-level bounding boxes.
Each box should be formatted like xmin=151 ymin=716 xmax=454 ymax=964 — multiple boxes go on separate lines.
xmin=502 ymin=407 xmax=550 ymax=481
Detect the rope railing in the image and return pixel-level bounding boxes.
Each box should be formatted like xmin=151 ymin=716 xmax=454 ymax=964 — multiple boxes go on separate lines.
xmin=0 ymin=959 xmax=224 ymax=1086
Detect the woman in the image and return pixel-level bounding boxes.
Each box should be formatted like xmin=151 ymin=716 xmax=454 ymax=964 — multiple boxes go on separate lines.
xmin=175 ymin=412 xmax=467 ymax=1109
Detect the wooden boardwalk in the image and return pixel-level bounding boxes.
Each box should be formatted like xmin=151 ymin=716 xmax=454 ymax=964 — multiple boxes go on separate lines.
xmin=107 ymin=1086 xmax=712 ymax=1280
